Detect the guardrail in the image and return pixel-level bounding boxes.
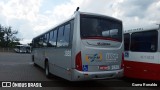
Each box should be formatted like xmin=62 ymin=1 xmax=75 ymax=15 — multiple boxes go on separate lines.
xmin=0 ymin=48 xmax=14 ymax=52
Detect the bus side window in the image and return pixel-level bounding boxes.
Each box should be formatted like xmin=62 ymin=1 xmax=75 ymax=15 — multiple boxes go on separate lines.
xmin=49 ymin=29 xmax=57 ymax=47
xmin=45 ymin=33 xmax=50 ymax=47
xmin=38 ymin=36 xmax=44 ymax=47
xmin=130 ymin=30 xmax=158 ymax=52
xmin=57 ymin=26 xmax=64 ymax=47
xmin=63 ymin=23 xmax=71 ymax=47
xmin=57 ymin=23 xmax=71 ymax=48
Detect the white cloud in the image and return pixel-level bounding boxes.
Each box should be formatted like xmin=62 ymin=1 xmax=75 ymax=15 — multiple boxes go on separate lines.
xmin=78 ymin=0 xmax=160 ymax=29
xmin=20 ymin=39 xmax=32 ymax=45
xmin=30 ymin=0 xmax=83 ymax=38
xmin=1 ymin=0 xmax=42 ymax=21
xmin=147 ymin=1 xmax=160 ymax=22
xmin=0 ymin=0 xmax=160 ymax=44
xmin=0 ymin=0 xmax=43 ymax=44
xmin=80 ymin=0 xmax=115 ymax=16
xmin=20 ymin=0 xmax=83 ymax=44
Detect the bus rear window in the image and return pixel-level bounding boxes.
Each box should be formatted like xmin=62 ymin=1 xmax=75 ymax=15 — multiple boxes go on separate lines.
xmin=80 ymin=14 xmax=122 ymax=42
xmin=130 ymin=30 xmax=158 ymax=52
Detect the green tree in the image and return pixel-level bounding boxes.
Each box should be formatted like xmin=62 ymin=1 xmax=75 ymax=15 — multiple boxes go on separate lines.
xmin=0 ymin=25 xmax=5 ymax=47
xmin=0 ymin=25 xmax=21 ymax=48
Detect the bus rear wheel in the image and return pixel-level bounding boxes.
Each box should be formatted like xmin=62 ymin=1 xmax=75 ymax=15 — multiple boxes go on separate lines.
xmin=32 ymin=55 xmax=37 ymax=66
xmin=45 ymin=61 xmax=51 ymax=78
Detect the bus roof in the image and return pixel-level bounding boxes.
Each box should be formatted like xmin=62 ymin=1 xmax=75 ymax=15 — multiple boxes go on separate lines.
xmin=124 ymin=25 xmax=159 ymax=34
xmin=80 ymin=12 xmax=122 ymax=22
xmin=16 ymin=45 xmax=31 ymax=47
xmin=32 ymin=11 xmax=122 ymax=40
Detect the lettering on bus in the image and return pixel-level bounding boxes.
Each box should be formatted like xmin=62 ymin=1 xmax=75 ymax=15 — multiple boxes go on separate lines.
xmin=85 ymin=53 xmax=102 ymax=63
xmin=128 ymin=28 xmax=143 ymax=32
xmin=106 ymin=53 xmax=118 ymax=61
xmin=140 ymin=55 xmax=154 ymax=60
xmin=64 ymin=50 xmax=71 ymax=56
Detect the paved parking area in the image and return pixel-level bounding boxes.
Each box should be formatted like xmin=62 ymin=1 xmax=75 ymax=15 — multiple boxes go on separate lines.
xmin=0 ymin=52 xmax=50 ymax=81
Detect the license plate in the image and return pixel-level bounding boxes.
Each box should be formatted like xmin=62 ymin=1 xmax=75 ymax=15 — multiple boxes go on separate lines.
xmin=99 ymin=66 xmax=108 ymax=70
xmin=111 ymin=65 xmax=119 ymax=70
xmin=106 ymin=53 xmax=118 ymax=60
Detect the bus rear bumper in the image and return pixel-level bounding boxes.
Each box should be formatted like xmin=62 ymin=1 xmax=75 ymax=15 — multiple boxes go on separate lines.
xmin=72 ymin=69 xmax=123 ymax=81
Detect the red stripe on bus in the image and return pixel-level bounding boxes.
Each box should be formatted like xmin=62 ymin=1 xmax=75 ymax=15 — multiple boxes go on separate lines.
xmin=82 ymin=37 xmax=120 ymax=42
xmin=124 ymin=60 xmax=160 ymax=80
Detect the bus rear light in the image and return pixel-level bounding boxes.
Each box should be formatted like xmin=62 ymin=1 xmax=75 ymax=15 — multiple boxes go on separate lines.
xmin=75 ymin=52 xmax=82 ymax=71
xmin=121 ymin=53 xmax=124 ymax=69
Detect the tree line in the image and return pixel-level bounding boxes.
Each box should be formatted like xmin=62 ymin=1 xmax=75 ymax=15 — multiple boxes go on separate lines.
xmin=0 ymin=24 xmax=20 ymax=48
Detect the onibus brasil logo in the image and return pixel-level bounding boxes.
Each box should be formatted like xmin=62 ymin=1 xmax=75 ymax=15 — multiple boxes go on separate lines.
xmin=85 ymin=53 xmax=102 ymax=63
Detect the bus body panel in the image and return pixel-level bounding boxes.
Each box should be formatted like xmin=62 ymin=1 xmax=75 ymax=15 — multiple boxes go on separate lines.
xmin=70 ymin=43 xmax=124 ymax=81
xmin=34 ymin=48 xmax=45 ymax=68
xmin=70 ymin=13 xmax=80 ymax=80
xmin=81 ymin=41 xmax=123 ymax=72
xmin=44 ymin=47 xmax=72 ymax=80
xmin=124 ymin=52 xmax=159 ymax=64
xmin=124 ymin=52 xmax=160 ymax=80
xmin=124 ymin=27 xmax=160 ymax=80
xmin=72 ymin=69 xmax=123 ymax=81
xmin=124 ymin=60 xmax=160 ymax=80
xmin=44 ymin=47 xmax=57 ymax=73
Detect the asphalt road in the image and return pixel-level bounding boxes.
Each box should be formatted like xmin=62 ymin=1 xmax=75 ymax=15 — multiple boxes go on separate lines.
xmin=0 ymin=52 xmax=159 ymax=90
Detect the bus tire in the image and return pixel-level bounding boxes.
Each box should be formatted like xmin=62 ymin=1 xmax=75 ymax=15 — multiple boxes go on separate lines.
xmin=32 ymin=55 xmax=34 ymax=62
xmin=45 ymin=61 xmax=51 ymax=78
xmin=33 ymin=62 xmax=38 ymax=66
xmin=32 ymin=55 xmax=37 ymax=66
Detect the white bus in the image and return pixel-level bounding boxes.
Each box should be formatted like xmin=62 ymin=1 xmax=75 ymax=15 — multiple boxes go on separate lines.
xmin=14 ymin=45 xmax=31 ymax=53
xmin=124 ymin=26 xmax=160 ymax=80
xmin=32 ymin=11 xmax=124 ymax=81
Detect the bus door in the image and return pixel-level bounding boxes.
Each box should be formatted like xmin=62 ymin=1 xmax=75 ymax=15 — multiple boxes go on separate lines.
xmin=37 ymin=36 xmax=46 ymax=68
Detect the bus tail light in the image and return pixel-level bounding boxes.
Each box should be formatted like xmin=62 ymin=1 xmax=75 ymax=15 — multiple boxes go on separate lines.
xmin=121 ymin=53 xmax=124 ymax=69
xmin=75 ymin=52 xmax=82 ymax=71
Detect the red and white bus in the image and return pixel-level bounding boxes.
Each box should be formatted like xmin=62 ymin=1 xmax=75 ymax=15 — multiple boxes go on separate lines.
xmin=124 ymin=25 xmax=160 ymax=80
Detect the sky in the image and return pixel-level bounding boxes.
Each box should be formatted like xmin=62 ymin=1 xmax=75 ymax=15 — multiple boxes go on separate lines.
xmin=0 ymin=0 xmax=160 ymax=44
